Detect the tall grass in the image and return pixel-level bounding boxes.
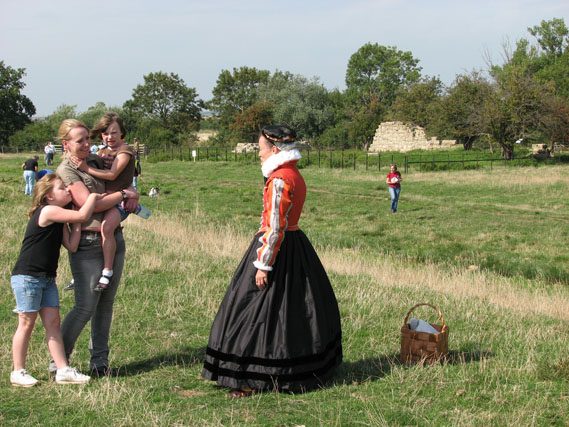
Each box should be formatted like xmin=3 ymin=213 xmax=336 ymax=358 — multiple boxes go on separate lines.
xmin=0 ymin=154 xmax=568 ymax=425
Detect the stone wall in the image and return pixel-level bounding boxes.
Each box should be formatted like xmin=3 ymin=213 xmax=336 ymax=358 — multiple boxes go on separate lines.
xmin=532 ymin=144 xmax=550 ymax=158
xmin=369 ymin=121 xmax=456 ymax=152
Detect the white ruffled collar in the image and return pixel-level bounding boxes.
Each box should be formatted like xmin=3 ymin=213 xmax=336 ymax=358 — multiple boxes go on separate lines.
xmin=261 ymin=149 xmax=302 ymax=178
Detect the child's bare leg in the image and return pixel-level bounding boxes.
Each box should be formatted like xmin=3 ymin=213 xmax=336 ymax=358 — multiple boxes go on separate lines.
xmin=97 ymin=208 xmax=121 ymax=291
xmin=39 ymin=307 xmax=68 ymax=370
xmin=12 ymin=312 xmax=37 ymax=371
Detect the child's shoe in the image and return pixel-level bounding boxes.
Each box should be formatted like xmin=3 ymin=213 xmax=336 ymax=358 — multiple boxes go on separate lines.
xmin=94 ymin=269 xmax=113 ymax=292
xmin=64 ymin=279 xmax=75 ymax=291
xmin=55 ymin=367 xmax=90 ymax=384
xmin=10 ymin=369 xmax=38 ymax=387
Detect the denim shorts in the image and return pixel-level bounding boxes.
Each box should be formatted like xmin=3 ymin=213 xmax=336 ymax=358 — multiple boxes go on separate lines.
xmin=115 ymin=204 xmax=130 ymax=222
xmin=11 ymin=275 xmax=60 ymax=313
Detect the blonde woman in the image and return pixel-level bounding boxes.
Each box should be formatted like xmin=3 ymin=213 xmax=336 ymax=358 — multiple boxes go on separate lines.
xmin=54 ymin=119 xmax=139 ymax=377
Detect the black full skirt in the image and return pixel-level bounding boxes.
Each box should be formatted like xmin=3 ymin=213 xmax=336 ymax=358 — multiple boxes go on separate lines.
xmin=202 ymin=230 xmax=342 ymax=392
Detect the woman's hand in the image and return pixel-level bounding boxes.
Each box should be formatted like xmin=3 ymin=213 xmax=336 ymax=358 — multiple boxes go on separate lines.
xmin=122 ymin=188 xmax=140 ymax=212
xmin=255 ymin=269 xmax=268 ymax=291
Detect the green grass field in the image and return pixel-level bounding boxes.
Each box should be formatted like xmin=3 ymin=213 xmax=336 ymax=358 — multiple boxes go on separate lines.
xmin=1 ymin=153 xmax=568 ymax=426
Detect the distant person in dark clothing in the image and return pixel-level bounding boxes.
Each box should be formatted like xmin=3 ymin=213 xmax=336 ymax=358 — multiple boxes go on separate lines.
xmin=21 ymin=156 xmax=39 ymax=195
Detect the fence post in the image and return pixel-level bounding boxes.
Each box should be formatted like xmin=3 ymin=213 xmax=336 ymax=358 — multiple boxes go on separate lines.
xmin=330 ymin=150 xmax=333 ymax=168
xmin=419 ymin=154 xmax=422 ymax=172
xmin=197 ymin=147 xmax=200 ymax=161
xmin=225 ymin=147 xmax=228 ymax=161
xmin=378 ymin=154 xmax=381 ymax=171
xmin=365 ymin=152 xmax=368 ymax=170
xmin=206 ymin=147 xmax=209 ymax=161
xmin=341 ymin=150 xmax=344 ymax=169
xmin=307 ymin=149 xmax=310 ymax=165
xmin=405 ymin=156 xmax=408 ymax=173
xmin=318 ymin=149 xmax=321 ymax=168
xmin=234 ymin=148 xmax=237 ymax=161
xmin=353 ymin=153 xmax=356 ymax=170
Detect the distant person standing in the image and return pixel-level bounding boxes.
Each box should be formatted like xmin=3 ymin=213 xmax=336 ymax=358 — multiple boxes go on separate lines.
xmin=133 ymin=138 xmax=140 ymax=158
xmin=21 ymin=156 xmax=39 ymax=196
xmin=132 ymin=157 xmax=141 ymax=192
xmin=44 ymin=142 xmax=56 ymax=166
xmin=386 ymin=163 xmax=402 ymax=213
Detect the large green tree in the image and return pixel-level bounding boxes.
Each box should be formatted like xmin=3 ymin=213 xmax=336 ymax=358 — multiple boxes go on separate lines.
xmin=483 ymin=66 xmax=552 ymax=159
xmin=8 ymin=121 xmax=51 ymax=151
xmin=209 ymin=66 xmax=270 ymax=128
xmin=256 ymin=72 xmax=335 ymax=142
xmin=0 ymin=61 xmax=36 ymax=146
xmin=528 ymin=18 xmax=569 ymax=58
xmin=432 ymin=72 xmax=493 ymax=150
xmin=345 ymin=43 xmax=421 ymax=147
xmin=229 ymin=101 xmax=274 ymax=143
xmin=124 ymin=72 xmax=203 ymax=137
xmin=390 ymin=76 xmax=444 ymax=130
xmin=503 ymin=18 xmax=569 ymax=99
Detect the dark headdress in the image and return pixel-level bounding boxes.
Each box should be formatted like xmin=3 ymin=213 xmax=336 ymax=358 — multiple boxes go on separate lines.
xmin=261 ymin=125 xmax=297 ymax=150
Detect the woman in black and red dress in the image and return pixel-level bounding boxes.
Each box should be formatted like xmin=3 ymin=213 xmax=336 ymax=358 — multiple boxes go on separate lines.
xmin=202 ymin=125 xmax=342 ymax=397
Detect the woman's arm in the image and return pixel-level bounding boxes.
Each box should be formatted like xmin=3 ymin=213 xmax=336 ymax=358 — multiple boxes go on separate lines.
xmin=253 ymin=178 xmax=292 ymax=272
xmin=62 ymin=223 xmax=82 ymax=252
xmin=67 ymin=180 xmax=138 ymax=213
xmin=74 ymin=152 xmax=131 ymax=182
xmin=39 ymin=193 xmax=102 ymax=226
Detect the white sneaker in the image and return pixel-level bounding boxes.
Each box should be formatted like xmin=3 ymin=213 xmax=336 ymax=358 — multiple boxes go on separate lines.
xmin=10 ymin=369 xmax=38 ymax=387
xmin=55 ymin=367 xmax=90 ymax=384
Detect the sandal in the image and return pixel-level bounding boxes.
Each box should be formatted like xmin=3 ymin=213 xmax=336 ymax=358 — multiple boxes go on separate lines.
xmin=227 ymin=388 xmax=254 ymax=398
xmin=94 ymin=270 xmax=113 ymax=292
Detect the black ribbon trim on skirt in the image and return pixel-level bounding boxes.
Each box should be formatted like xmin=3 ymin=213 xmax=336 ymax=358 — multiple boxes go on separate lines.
xmin=205 ymin=332 xmax=342 ymax=368
xmin=203 ymin=345 xmax=342 ymax=382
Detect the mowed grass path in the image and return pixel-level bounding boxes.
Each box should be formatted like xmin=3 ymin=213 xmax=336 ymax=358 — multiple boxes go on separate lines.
xmin=0 ymin=154 xmax=568 ymax=425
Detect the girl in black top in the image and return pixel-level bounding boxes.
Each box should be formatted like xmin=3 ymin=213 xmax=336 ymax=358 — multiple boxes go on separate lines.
xmin=10 ymin=173 xmax=100 ymax=387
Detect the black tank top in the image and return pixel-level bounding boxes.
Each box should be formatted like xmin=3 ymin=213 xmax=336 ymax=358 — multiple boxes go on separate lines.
xmin=12 ymin=206 xmax=64 ymax=277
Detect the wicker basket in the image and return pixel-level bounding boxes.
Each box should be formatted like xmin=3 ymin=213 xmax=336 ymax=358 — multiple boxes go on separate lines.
xmin=400 ymin=303 xmax=449 ymax=363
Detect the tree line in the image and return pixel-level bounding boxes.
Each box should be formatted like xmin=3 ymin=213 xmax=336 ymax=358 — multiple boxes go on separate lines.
xmin=2 ymin=18 xmax=568 ymax=160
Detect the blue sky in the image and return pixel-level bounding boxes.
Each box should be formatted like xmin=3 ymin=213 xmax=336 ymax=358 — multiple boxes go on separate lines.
xmin=1 ymin=0 xmax=568 ymax=116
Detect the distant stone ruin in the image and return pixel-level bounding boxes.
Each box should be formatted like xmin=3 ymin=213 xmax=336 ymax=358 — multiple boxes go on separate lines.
xmin=234 ymin=143 xmax=257 ymax=153
xmin=532 ymin=144 xmax=550 ymax=158
xmin=369 ymin=121 xmax=456 ymax=152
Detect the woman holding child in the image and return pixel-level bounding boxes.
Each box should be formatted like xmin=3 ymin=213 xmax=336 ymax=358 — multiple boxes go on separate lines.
xmin=54 ymin=117 xmax=138 ymax=377
xmin=202 ymin=125 xmax=342 ymax=397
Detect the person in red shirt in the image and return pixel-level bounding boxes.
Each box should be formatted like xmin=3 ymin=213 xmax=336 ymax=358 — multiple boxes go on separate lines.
xmin=386 ymin=163 xmax=403 ymax=213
